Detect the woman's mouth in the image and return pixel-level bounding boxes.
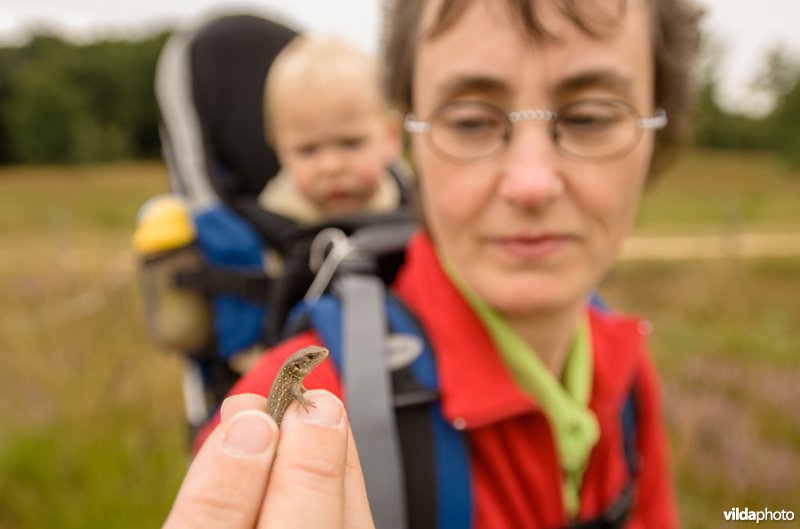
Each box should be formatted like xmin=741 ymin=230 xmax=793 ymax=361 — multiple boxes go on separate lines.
xmin=490 ymin=234 xmax=574 ymax=260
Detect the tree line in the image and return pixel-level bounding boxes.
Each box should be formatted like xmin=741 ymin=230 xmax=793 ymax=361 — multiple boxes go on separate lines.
xmin=693 ymin=46 xmax=800 ymax=167
xmin=0 ymin=32 xmax=168 ymax=165
xmin=0 ymin=31 xmax=798 ymax=167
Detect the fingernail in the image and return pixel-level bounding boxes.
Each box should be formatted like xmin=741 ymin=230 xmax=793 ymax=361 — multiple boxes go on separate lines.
xmin=222 ymin=410 xmax=276 ymax=457
xmin=300 ymin=390 xmax=345 ymax=428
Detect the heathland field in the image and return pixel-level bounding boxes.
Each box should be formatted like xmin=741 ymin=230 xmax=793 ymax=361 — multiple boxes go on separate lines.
xmin=1 ymin=151 xmax=798 ymax=528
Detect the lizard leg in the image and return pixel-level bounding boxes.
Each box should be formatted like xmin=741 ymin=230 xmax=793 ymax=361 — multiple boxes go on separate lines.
xmin=291 ymin=385 xmax=317 ymax=411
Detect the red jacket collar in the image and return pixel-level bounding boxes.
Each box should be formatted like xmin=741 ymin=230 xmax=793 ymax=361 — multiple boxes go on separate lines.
xmin=394 ymin=231 xmax=646 ymax=429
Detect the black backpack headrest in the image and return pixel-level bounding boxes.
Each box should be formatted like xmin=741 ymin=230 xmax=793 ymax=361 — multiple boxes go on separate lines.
xmin=189 ymin=14 xmax=298 ymax=198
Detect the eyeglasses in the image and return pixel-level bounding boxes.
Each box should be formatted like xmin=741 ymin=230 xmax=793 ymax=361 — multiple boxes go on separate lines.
xmin=404 ymin=98 xmax=667 ymax=163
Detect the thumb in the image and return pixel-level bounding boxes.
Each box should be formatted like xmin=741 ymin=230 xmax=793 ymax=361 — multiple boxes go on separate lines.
xmin=163 ymin=400 xmax=278 ymax=529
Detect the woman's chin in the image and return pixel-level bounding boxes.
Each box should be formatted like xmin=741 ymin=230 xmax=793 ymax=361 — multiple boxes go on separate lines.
xmin=474 ymin=281 xmax=579 ymax=319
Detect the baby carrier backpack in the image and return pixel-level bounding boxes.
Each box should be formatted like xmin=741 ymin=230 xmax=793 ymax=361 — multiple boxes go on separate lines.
xmin=132 ymin=11 xmax=411 ymax=433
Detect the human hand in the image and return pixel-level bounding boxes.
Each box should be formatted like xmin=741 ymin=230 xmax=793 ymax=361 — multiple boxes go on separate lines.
xmin=163 ymin=391 xmax=374 ymax=529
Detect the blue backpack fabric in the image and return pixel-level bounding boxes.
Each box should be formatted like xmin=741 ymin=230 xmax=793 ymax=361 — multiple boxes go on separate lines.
xmin=194 ymin=205 xmax=267 ymax=358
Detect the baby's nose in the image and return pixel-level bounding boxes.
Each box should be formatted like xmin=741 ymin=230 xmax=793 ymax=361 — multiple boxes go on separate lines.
xmin=316 ymin=148 xmax=347 ymax=175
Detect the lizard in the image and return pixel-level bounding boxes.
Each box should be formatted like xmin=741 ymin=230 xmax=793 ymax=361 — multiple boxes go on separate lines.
xmin=266 ymin=345 xmax=329 ymax=426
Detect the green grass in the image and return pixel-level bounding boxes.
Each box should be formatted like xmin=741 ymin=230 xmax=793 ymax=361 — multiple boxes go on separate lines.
xmin=0 ymin=163 xmax=169 ymax=236
xmin=636 ymin=149 xmax=800 ymax=234
xmin=1 ymin=151 xmax=799 ymax=528
xmin=0 ymin=162 xmax=183 ymax=529
xmin=600 ymin=258 xmax=800 ymax=529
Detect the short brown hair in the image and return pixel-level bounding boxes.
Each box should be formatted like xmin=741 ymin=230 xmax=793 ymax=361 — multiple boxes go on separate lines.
xmin=382 ymin=0 xmax=703 ymax=175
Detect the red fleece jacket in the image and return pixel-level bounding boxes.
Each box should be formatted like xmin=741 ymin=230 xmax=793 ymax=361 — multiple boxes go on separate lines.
xmin=195 ymin=232 xmax=678 ymax=529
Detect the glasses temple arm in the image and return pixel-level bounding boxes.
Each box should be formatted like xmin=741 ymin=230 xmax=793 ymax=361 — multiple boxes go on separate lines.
xmin=639 ymin=108 xmax=668 ymax=130
xmin=404 ymin=114 xmax=431 ymax=133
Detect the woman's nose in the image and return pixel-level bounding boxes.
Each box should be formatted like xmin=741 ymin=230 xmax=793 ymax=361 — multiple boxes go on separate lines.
xmin=497 ymin=125 xmax=564 ymax=208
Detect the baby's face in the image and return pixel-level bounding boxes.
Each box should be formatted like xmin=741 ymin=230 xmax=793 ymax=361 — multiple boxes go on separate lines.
xmin=273 ymin=89 xmax=398 ymax=218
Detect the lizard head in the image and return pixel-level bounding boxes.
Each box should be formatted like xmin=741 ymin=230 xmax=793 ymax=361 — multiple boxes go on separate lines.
xmin=290 ymin=346 xmax=329 ymax=374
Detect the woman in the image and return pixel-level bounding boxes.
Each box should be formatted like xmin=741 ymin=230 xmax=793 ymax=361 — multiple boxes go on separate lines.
xmin=164 ymin=0 xmax=701 ymax=527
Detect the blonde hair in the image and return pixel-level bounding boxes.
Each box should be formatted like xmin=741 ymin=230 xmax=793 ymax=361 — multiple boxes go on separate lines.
xmin=264 ymin=36 xmax=387 ymax=145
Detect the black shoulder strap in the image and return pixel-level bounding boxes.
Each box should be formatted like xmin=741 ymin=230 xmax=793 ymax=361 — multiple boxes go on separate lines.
xmin=569 ymin=385 xmax=640 ymax=529
xmin=620 ymin=385 xmax=641 ymax=479
xmin=386 ymin=295 xmax=473 ymax=529
xmin=569 ymin=482 xmax=636 ymax=529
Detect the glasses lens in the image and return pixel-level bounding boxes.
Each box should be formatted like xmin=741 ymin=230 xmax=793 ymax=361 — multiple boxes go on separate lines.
xmin=556 ymin=99 xmax=640 ymax=160
xmin=430 ymin=102 xmax=507 ymax=161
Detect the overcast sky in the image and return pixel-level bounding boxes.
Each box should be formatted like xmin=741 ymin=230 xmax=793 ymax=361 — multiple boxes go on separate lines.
xmin=1 ymin=0 xmax=798 ymax=115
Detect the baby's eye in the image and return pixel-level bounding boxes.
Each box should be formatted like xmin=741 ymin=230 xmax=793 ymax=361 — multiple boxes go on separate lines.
xmin=295 ymin=144 xmax=319 ymax=157
xmin=339 ymin=136 xmax=367 ymax=150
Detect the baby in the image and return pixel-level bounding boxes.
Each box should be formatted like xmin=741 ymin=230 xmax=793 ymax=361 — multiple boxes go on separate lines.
xmin=259 ymin=36 xmax=403 ymax=224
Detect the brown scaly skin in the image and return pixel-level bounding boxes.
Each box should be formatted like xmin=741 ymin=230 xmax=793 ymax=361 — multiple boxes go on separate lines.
xmin=266 ymin=346 xmax=329 ymax=426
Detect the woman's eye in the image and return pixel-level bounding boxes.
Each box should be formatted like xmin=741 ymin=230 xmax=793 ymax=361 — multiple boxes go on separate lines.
xmin=441 ymin=114 xmax=502 ymax=136
xmin=561 ymin=112 xmax=618 ymax=131
xmin=559 ymin=102 xmax=628 ymax=134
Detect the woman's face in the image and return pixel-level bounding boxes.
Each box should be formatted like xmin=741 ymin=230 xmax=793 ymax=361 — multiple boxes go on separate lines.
xmin=411 ymin=0 xmax=657 ymax=318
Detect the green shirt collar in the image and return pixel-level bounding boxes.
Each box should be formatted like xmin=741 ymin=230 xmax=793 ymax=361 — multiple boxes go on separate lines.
xmin=442 ymin=260 xmax=599 ymax=516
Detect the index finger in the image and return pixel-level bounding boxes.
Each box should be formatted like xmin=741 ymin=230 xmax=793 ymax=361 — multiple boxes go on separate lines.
xmin=257 ymin=390 xmax=351 ymax=529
